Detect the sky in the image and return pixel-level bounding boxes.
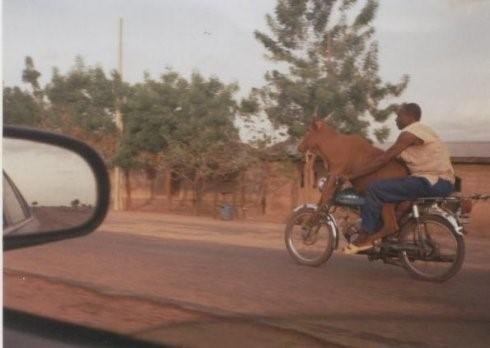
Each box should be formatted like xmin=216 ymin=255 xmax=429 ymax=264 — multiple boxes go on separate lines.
xmin=3 ymin=138 xmax=96 ymax=206
xmin=2 ymin=0 xmax=490 ymax=142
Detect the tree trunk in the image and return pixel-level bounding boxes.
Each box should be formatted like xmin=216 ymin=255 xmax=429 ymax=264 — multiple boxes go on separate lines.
xmin=240 ymin=171 xmax=246 ymax=220
xmin=213 ymin=191 xmax=219 ymax=219
xmin=192 ymin=177 xmax=202 ymax=216
xmin=123 ymin=169 xmax=132 ymax=210
xmin=192 ymin=187 xmax=202 ymax=216
xmin=165 ymin=169 xmax=173 ymax=211
xmin=232 ymin=190 xmax=237 ymax=220
xmin=145 ymin=167 xmax=157 ymax=204
xmin=261 ymin=162 xmax=269 ymax=215
xmin=149 ymin=177 xmax=155 ymax=201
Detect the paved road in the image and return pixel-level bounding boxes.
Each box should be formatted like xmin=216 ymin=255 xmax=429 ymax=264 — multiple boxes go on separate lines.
xmin=4 ymin=212 xmax=490 ymax=347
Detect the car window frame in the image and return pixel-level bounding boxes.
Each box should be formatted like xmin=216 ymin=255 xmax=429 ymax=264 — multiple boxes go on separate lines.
xmin=3 ymin=171 xmax=33 ymax=230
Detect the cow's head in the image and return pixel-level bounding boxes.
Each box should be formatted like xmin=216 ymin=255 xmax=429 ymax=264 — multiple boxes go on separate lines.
xmin=298 ymin=110 xmax=334 ymax=154
xmin=298 ymin=119 xmax=325 ymax=154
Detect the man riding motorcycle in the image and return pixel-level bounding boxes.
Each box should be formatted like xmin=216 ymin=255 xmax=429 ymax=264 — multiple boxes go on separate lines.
xmin=343 ymin=103 xmax=455 ymax=254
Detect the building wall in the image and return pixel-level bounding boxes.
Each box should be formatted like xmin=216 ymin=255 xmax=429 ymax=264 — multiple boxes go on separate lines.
xmin=112 ymin=162 xmax=490 ymax=235
xmin=454 ymin=163 xmax=490 ymax=236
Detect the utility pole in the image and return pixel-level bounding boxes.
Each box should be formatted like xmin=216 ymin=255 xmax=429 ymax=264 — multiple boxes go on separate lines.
xmin=113 ymin=17 xmax=124 ymax=210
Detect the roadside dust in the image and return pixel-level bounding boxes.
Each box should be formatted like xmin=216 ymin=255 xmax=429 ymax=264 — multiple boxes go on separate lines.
xmin=4 ymin=269 xmax=213 ymax=335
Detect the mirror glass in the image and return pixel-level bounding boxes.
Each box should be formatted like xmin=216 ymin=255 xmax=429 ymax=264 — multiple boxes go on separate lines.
xmin=3 ymin=138 xmax=97 ymax=236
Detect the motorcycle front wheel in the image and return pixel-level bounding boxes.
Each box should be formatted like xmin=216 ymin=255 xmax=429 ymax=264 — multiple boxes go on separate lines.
xmin=284 ymin=207 xmax=335 ymax=266
xmin=398 ymin=214 xmax=465 ymax=282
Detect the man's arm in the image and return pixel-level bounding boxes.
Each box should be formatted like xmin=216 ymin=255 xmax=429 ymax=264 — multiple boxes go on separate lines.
xmin=346 ymin=132 xmax=422 ymax=181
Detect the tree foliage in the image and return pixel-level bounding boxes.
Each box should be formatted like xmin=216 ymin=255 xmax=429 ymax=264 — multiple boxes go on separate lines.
xmin=43 ymin=57 xmax=119 ymax=134
xmin=118 ymin=70 xmax=253 ymax=209
xmin=4 ymin=57 xmax=121 ymax=159
xmin=22 ymin=56 xmax=43 ymax=102
xmin=252 ymin=0 xmax=408 ymax=142
xmin=4 ymin=86 xmax=43 ymax=126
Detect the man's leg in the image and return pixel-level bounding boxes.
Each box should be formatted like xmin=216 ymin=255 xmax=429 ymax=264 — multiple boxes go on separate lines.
xmin=345 ymin=176 xmax=436 ymax=254
xmin=361 ymin=176 xmax=437 ymax=233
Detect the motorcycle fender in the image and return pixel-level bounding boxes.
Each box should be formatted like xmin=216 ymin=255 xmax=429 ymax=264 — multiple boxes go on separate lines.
xmin=428 ymin=208 xmax=464 ymax=236
xmin=327 ymin=214 xmax=340 ymax=250
xmin=292 ymin=204 xmax=340 ymax=249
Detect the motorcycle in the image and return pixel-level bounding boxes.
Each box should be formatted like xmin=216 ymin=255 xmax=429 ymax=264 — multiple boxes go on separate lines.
xmin=285 ymin=176 xmax=475 ymax=282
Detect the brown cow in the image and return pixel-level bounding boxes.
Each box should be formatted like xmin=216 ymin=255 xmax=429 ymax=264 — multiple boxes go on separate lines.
xmin=298 ymin=119 xmax=408 ymax=243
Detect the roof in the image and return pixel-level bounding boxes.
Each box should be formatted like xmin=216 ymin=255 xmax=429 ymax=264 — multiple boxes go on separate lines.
xmin=446 ymin=142 xmax=490 ymax=158
xmin=377 ymin=141 xmax=490 ymax=164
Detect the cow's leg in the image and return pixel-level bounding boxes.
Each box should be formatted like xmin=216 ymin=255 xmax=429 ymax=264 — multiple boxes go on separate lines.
xmin=378 ymin=203 xmax=399 ymax=237
xmin=303 ymin=172 xmax=341 ymax=229
xmin=395 ymin=201 xmax=412 ymax=220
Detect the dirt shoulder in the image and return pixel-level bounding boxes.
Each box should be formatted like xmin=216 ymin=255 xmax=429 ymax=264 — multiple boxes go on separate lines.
xmin=4 ymin=269 xmax=212 ymax=335
xmin=101 ymin=210 xmax=490 ymax=252
xmin=4 ymin=270 xmax=342 ymax=348
xmin=100 ymin=211 xmax=287 ymax=251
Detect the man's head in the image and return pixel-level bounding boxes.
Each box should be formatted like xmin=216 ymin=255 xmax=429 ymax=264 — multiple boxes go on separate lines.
xmin=395 ymin=103 xmax=421 ymax=130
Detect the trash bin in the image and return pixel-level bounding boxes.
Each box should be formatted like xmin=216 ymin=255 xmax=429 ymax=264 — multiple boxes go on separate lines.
xmin=219 ymin=203 xmax=234 ymax=220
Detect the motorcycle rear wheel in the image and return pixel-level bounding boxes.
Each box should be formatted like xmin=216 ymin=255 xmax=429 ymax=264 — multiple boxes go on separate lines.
xmin=398 ymin=214 xmax=465 ymax=282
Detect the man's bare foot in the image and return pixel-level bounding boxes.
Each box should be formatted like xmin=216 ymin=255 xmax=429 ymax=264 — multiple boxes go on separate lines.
xmin=343 ymin=231 xmax=373 ymax=254
xmin=343 ymin=228 xmax=398 ymax=255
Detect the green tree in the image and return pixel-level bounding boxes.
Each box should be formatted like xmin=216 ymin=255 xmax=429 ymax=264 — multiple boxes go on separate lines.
xmin=163 ymin=72 xmax=249 ymax=213
xmin=22 ymin=56 xmax=43 ymax=104
xmin=114 ymin=70 xmax=185 ymax=204
xmin=5 ymin=56 xmax=120 ymax=161
xmin=3 ymin=86 xmax=42 ymax=126
xmin=121 ymin=71 xmax=252 ymax=214
xmin=253 ymin=0 xmax=408 ymax=142
xmin=43 ymin=57 xmax=119 ymax=159
xmin=4 ymin=57 xmax=44 ymax=127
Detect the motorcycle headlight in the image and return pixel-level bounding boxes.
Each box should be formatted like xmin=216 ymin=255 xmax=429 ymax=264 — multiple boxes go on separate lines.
xmin=317 ymin=177 xmax=327 ymax=192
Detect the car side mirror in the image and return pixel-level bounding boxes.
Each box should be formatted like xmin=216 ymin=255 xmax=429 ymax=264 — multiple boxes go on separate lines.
xmin=3 ymin=126 xmax=110 ymax=250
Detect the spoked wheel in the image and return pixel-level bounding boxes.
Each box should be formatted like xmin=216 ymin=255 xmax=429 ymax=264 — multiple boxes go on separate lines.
xmin=285 ymin=207 xmax=335 ymax=266
xmin=398 ymin=214 xmax=465 ymax=282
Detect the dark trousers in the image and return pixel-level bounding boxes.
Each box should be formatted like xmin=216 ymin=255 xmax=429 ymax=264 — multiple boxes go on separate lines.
xmin=361 ymin=176 xmax=453 ymax=233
